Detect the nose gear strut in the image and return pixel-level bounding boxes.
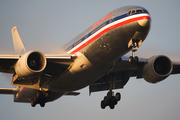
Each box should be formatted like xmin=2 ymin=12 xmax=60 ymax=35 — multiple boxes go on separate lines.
xmin=128 ymin=39 xmax=140 ymax=64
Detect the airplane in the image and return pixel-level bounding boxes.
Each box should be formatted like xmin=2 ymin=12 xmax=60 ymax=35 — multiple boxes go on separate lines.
xmin=0 ymin=5 xmax=179 ymax=109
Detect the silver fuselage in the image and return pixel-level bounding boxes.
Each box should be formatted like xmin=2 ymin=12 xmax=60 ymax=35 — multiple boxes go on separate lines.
xmin=15 ymin=6 xmax=151 ymax=103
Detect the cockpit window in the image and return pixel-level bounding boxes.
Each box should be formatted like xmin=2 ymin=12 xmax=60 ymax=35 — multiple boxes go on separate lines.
xmin=128 ymin=11 xmax=131 ymax=15
xmin=143 ymin=10 xmax=149 ymax=14
xmin=136 ymin=10 xmax=143 ymax=13
xmin=128 ymin=9 xmax=148 ymax=15
xmin=131 ymin=10 xmax=136 ymax=14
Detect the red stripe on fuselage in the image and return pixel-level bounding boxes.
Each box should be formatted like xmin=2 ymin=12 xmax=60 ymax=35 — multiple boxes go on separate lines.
xmin=70 ymin=15 xmax=150 ymax=54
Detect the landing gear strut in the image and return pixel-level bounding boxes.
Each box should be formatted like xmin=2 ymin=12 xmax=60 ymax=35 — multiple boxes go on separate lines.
xmin=129 ymin=40 xmax=140 ymax=64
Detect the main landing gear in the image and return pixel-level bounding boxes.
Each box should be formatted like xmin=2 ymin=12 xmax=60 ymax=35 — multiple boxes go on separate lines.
xmin=100 ymin=74 xmax=121 ymax=109
xmin=31 ymin=91 xmax=49 ymax=107
xmin=101 ymin=91 xmax=121 ymax=109
xmin=128 ymin=40 xmax=140 ymax=64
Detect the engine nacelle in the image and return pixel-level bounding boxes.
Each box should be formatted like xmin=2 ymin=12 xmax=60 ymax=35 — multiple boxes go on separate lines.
xmin=14 ymin=51 xmax=47 ymax=77
xmin=142 ymin=55 xmax=173 ymax=83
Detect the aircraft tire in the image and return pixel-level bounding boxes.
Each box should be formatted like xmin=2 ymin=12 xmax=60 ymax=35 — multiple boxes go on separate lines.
xmin=31 ymin=100 xmax=36 ymax=107
xmin=129 ymin=56 xmax=139 ymax=64
xmin=113 ymin=97 xmax=118 ymax=105
xmin=115 ymin=92 xmax=121 ymax=101
xmin=101 ymin=100 xmax=106 ymax=109
xmin=134 ymin=56 xmax=139 ymax=63
xmin=109 ymin=103 xmax=115 ymax=109
xmin=129 ymin=56 xmax=133 ymax=64
xmin=40 ymin=102 xmax=45 ymax=107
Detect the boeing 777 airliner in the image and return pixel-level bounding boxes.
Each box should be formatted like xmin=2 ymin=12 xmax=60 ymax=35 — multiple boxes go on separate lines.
xmin=0 ymin=6 xmax=179 ymax=109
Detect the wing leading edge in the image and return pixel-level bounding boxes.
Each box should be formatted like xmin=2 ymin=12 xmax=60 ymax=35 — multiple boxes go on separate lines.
xmin=0 ymin=54 xmax=75 ymax=74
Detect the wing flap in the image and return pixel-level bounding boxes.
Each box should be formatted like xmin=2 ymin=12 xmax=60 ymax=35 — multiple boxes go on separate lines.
xmin=89 ymin=81 xmax=124 ymax=95
xmin=45 ymin=54 xmax=72 ymax=59
xmin=65 ymin=92 xmax=80 ymax=96
xmin=0 ymin=87 xmax=19 ymax=94
xmin=45 ymin=54 xmax=75 ymax=65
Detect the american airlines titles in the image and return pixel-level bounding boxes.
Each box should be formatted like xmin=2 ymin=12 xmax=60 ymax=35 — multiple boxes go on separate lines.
xmin=90 ymin=12 xmax=113 ymax=31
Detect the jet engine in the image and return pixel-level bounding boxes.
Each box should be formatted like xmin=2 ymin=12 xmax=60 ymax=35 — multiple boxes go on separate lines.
xmin=14 ymin=51 xmax=47 ymax=77
xmin=142 ymin=55 xmax=173 ymax=83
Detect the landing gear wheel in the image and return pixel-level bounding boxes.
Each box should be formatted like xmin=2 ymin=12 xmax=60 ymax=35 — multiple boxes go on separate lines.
xmin=115 ymin=93 xmax=121 ymax=101
xmin=31 ymin=91 xmax=48 ymax=107
xmin=129 ymin=56 xmax=139 ymax=64
xmin=104 ymin=96 xmax=107 ymax=101
xmin=40 ymin=102 xmax=45 ymax=107
xmin=129 ymin=56 xmax=133 ymax=64
xmin=31 ymin=96 xmax=39 ymax=107
xmin=31 ymin=100 xmax=36 ymax=107
xmin=109 ymin=103 xmax=115 ymax=109
xmin=113 ymin=97 xmax=118 ymax=105
xmin=134 ymin=56 xmax=139 ymax=63
xmin=100 ymin=91 xmax=122 ymax=109
xmin=101 ymin=100 xmax=106 ymax=109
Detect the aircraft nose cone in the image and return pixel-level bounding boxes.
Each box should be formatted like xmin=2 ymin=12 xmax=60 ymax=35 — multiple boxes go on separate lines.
xmin=138 ymin=18 xmax=150 ymax=27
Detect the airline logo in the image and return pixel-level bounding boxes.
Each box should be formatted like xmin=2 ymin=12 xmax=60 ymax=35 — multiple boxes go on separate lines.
xmin=90 ymin=12 xmax=113 ymax=31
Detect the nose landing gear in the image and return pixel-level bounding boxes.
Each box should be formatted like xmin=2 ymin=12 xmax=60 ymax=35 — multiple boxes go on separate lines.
xmin=129 ymin=47 xmax=139 ymax=64
xmin=128 ymin=39 xmax=141 ymax=64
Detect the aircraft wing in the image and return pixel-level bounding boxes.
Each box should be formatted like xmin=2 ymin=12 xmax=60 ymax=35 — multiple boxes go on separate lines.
xmin=89 ymin=56 xmax=180 ymax=94
xmin=171 ymin=61 xmax=180 ymax=74
xmin=0 ymin=54 xmax=74 ymax=74
xmin=0 ymin=54 xmax=20 ymax=73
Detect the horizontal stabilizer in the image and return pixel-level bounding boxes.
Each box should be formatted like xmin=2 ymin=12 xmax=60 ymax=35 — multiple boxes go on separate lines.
xmin=0 ymin=87 xmax=19 ymax=94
